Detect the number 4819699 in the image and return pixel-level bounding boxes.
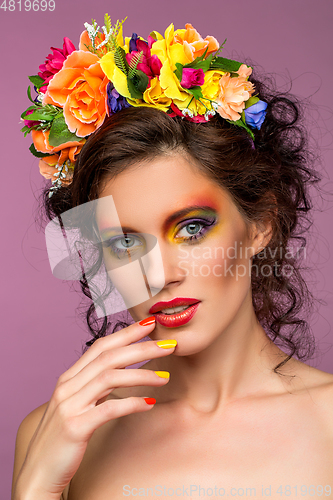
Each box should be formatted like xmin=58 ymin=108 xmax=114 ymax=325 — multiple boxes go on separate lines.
xmin=0 ymin=0 xmax=55 ymax=11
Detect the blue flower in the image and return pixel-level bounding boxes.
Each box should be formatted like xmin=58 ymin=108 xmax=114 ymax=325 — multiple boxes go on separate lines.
xmin=244 ymin=100 xmax=267 ymax=130
xmin=129 ymin=33 xmax=139 ymax=53
xmin=107 ymin=82 xmax=131 ymax=115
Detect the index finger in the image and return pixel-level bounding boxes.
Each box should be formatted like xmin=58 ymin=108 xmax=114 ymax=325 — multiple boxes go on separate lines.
xmin=59 ymin=316 xmax=156 ymax=382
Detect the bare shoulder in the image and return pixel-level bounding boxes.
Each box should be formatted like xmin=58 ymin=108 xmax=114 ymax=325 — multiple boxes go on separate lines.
xmin=288 ymin=359 xmax=333 ymax=423
xmin=12 ymin=401 xmax=49 ymax=497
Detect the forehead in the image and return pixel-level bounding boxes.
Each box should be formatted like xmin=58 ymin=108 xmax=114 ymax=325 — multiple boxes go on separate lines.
xmin=96 ymin=155 xmax=242 ymax=233
xmin=96 ymin=154 xmax=236 ymax=229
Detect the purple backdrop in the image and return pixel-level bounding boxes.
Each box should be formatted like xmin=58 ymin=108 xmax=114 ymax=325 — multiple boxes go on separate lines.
xmin=2 ymin=0 xmax=333 ymax=498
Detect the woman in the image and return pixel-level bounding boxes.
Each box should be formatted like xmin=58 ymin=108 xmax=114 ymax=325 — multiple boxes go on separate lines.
xmin=12 ymin=16 xmax=333 ymax=500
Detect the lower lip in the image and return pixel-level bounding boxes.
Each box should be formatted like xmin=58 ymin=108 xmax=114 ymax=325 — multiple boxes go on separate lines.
xmin=154 ymin=303 xmax=200 ymax=327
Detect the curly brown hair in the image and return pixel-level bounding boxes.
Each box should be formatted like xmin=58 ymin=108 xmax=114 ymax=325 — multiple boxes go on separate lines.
xmin=41 ymin=72 xmax=321 ymax=375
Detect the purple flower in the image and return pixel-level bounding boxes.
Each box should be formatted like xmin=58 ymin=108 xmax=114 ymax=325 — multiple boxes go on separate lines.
xmin=107 ymin=82 xmax=131 ymax=115
xmin=180 ymin=68 xmax=205 ymax=88
xmin=129 ymin=33 xmax=139 ymax=53
xmin=244 ymin=100 xmax=267 ymax=130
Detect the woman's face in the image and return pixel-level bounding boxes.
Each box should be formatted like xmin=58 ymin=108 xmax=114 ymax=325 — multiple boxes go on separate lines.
xmin=97 ymin=153 xmax=269 ymax=356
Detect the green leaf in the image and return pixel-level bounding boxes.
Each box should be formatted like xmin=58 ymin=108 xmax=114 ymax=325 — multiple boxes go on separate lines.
xmin=187 ymin=86 xmax=204 ymax=100
xmin=20 ymin=105 xmax=36 ymax=120
xmin=128 ymin=51 xmax=143 ymax=79
xmin=213 ymin=38 xmax=227 ymax=58
xmin=210 ymin=57 xmax=242 ymax=73
xmin=229 ymin=118 xmax=255 ymax=140
xmin=29 ymin=143 xmax=53 ymax=158
xmin=22 ymin=110 xmax=55 ymax=122
xmin=174 ymin=62 xmax=183 ymax=81
xmin=127 ymin=70 xmax=149 ymax=99
xmin=245 ymin=96 xmax=259 ymax=109
xmin=29 ymin=75 xmax=46 ymax=90
xmin=182 ymin=51 xmax=214 ymax=72
xmin=104 ymin=13 xmax=111 ymax=32
xmin=48 ymin=113 xmax=81 ymax=147
xmin=20 ymin=125 xmax=30 ymax=134
xmin=27 ymin=86 xmax=35 ymax=103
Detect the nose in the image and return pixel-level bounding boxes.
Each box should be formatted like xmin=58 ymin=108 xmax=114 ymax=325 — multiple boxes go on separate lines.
xmin=142 ymin=238 xmax=186 ymax=295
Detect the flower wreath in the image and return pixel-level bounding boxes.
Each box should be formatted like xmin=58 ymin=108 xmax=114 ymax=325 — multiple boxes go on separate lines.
xmin=20 ymin=14 xmax=267 ymax=197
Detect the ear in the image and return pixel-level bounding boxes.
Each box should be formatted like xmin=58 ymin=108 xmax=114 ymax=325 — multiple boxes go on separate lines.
xmin=246 ymin=192 xmax=277 ymax=258
xmin=247 ymin=219 xmax=274 ymax=259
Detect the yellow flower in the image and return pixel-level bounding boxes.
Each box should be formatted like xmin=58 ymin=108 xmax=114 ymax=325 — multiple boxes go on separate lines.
xmin=142 ymin=77 xmax=172 ymax=110
xmin=173 ymin=69 xmax=225 ymax=117
xmin=150 ymin=23 xmax=191 ymax=108
xmin=99 ymin=26 xmax=140 ymax=104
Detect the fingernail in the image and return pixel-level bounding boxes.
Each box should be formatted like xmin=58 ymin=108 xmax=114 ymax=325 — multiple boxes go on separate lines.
xmin=144 ymin=397 xmax=156 ymax=405
xmin=156 ymin=340 xmax=177 ymax=349
xmin=139 ymin=316 xmax=155 ymax=326
xmin=154 ymin=371 xmax=170 ymax=379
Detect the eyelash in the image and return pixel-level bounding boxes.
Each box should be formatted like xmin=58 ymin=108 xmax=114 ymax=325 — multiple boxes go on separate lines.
xmin=174 ymin=216 xmax=217 ymax=244
xmin=102 ymin=235 xmax=144 ymax=259
xmin=102 ymin=215 xmax=217 ymax=258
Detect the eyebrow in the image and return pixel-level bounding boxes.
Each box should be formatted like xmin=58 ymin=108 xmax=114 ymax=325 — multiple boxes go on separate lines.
xmin=99 ymin=205 xmax=217 ymax=236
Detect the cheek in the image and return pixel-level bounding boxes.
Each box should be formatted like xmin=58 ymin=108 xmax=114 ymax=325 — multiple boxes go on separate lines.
xmin=181 ymin=225 xmax=253 ymax=288
xmin=102 ymin=249 xmax=152 ymax=310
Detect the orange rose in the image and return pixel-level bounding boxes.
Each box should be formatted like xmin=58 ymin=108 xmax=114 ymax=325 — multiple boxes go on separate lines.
xmin=173 ymin=23 xmax=219 ymax=62
xmin=32 ymin=129 xmax=84 ymax=183
xmin=43 ymin=50 xmax=109 ymax=137
xmin=79 ymin=30 xmax=108 ymax=57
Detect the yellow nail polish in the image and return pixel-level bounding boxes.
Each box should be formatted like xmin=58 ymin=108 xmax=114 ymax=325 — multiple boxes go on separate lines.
xmin=156 ymin=340 xmax=177 ymax=349
xmin=154 ymin=371 xmax=170 ymax=378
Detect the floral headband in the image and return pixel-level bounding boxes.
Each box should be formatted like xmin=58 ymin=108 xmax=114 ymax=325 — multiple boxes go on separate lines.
xmin=21 ymin=15 xmax=267 ymax=197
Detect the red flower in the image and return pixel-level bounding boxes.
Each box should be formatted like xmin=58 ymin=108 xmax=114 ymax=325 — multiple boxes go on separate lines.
xmin=38 ymin=37 xmax=76 ymax=93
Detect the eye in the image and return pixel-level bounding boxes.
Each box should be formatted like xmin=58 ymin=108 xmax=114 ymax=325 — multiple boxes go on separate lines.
xmin=103 ymin=234 xmax=144 ymax=259
xmin=174 ymin=216 xmax=217 ymax=244
xmin=177 ymin=222 xmax=203 ymax=237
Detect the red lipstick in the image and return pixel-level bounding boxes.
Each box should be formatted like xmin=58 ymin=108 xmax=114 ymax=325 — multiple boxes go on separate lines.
xmin=149 ymin=297 xmax=200 ymax=328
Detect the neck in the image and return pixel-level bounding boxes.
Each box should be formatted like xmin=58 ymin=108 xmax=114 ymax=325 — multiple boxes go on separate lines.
xmin=146 ymin=299 xmax=293 ymax=415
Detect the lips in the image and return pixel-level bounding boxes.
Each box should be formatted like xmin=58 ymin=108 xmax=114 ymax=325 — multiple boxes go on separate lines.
xmin=149 ymin=297 xmax=199 ymax=314
xmin=149 ymin=298 xmax=200 ymax=328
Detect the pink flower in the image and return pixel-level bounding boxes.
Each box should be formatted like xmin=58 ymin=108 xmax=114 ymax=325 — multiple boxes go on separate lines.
xmin=23 ymin=109 xmax=40 ymax=128
xmin=216 ymin=73 xmax=254 ymax=121
xmin=180 ymin=68 xmax=205 ymax=88
xmin=38 ymin=37 xmax=76 ymax=93
xmin=126 ymin=37 xmax=162 ymax=83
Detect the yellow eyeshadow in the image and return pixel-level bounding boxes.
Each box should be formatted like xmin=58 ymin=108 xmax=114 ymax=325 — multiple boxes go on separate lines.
xmin=166 ymin=209 xmax=217 ymax=242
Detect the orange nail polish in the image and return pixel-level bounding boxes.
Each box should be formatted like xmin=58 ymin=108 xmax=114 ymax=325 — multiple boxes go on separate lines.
xmin=139 ymin=316 xmax=156 ymax=326
xmin=144 ymin=397 xmax=156 ymax=405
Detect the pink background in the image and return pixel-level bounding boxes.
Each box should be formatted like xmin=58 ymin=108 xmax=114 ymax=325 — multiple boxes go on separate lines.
xmin=2 ymin=0 xmax=333 ymax=498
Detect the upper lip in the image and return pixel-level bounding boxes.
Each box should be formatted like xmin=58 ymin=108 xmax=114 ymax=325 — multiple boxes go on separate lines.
xmin=149 ymin=297 xmax=200 ymax=314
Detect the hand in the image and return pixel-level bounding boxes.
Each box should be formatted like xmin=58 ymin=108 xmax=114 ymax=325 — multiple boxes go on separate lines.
xmin=15 ymin=317 xmax=175 ymax=498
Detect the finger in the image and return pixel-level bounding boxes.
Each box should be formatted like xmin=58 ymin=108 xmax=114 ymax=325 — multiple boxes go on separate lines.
xmin=59 ymin=317 xmax=156 ymax=382
xmin=63 ymin=397 xmax=157 ymax=442
xmin=68 ymin=368 xmax=170 ymax=412
xmin=53 ymin=339 xmax=176 ymax=404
